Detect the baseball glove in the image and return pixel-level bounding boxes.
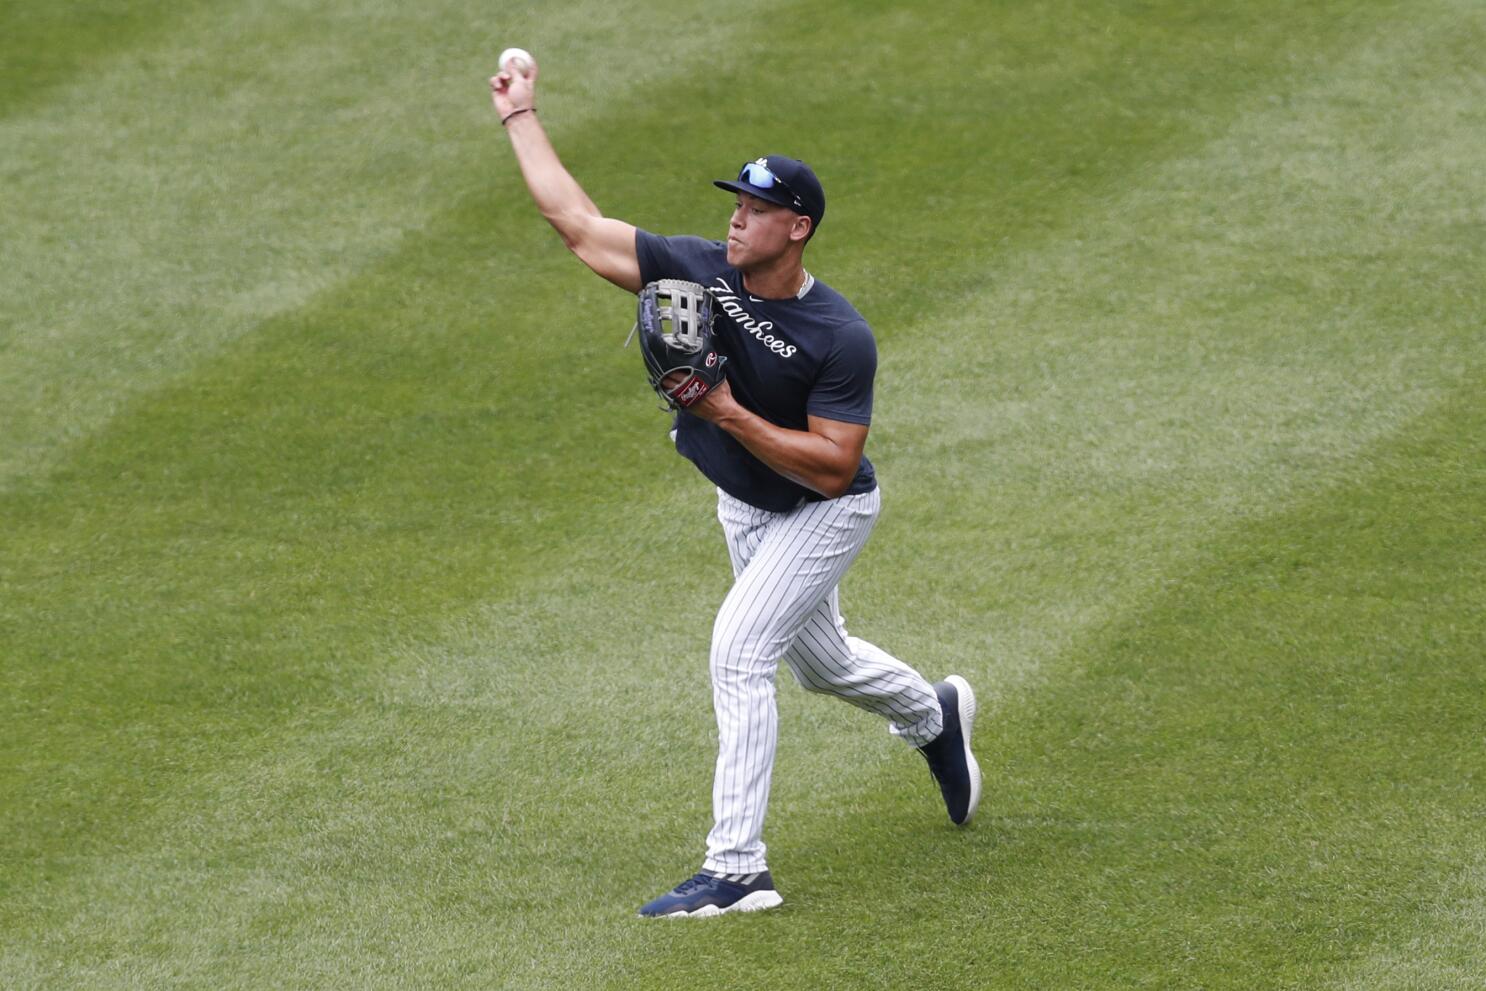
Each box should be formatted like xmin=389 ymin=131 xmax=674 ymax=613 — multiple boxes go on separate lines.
xmin=629 ymin=279 xmax=728 ymax=410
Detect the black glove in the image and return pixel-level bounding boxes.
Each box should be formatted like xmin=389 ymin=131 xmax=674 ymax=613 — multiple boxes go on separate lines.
xmin=631 ymin=279 xmax=727 ymax=410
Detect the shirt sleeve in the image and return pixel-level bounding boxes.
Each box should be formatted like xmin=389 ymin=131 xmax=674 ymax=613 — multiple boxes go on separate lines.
xmin=806 ymin=319 xmax=876 ymax=425
xmin=635 ymin=230 xmax=728 ymax=286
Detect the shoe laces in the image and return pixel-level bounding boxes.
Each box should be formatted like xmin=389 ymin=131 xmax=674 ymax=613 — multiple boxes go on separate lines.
xmin=674 ymin=873 xmax=713 ymax=895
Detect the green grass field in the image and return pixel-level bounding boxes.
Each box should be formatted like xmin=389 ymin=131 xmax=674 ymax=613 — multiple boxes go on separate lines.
xmin=3 ymin=0 xmax=1484 ymax=987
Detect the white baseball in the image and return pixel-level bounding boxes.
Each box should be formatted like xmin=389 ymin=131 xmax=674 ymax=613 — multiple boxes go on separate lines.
xmin=498 ymin=47 xmax=535 ymax=77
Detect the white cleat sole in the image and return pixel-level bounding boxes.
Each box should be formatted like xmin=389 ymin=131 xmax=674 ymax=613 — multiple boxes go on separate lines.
xmin=945 ymin=674 xmax=982 ymax=825
xmin=659 ymin=890 xmax=784 ymax=918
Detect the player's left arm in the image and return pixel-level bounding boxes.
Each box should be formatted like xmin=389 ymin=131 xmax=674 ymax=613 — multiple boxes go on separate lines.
xmin=686 ymin=383 xmax=867 ymax=499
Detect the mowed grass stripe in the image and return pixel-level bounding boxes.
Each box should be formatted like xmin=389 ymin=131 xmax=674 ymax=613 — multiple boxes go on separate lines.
xmin=988 ymin=383 xmax=1486 ymax=990
xmin=1335 ymin=856 xmax=1486 ymax=990
xmin=3 ymin=0 xmax=1481 ymax=987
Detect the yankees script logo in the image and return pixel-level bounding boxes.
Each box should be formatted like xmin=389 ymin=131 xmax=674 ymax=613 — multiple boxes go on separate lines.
xmin=710 ymin=278 xmax=798 ymax=358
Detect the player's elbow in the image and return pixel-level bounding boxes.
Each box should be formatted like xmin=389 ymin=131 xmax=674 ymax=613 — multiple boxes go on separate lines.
xmin=544 ymin=207 xmax=589 ymax=253
xmin=546 ymin=214 xmax=641 ymax=292
xmin=805 ymin=420 xmax=868 ymax=501
xmin=816 ymin=465 xmax=857 ymax=500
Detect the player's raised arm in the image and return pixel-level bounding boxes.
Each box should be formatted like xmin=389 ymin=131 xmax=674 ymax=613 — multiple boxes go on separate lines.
xmin=490 ymin=52 xmax=642 ymax=293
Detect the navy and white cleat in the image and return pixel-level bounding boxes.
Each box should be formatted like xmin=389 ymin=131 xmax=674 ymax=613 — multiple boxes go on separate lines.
xmin=918 ymin=675 xmax=982 ymax=826
xmin=637 ymin=871 xmax=783 ymax=918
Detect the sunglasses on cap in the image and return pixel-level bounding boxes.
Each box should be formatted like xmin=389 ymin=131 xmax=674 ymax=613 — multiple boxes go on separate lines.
xmin=737 ymin=160 xmax=803 ymax=210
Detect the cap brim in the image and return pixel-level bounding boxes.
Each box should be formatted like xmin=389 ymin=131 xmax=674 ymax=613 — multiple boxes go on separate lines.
xmin=713 ymin=179 xmax=799 ymax=210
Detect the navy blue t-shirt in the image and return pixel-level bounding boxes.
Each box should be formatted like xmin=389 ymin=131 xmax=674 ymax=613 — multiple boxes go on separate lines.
xmin=636 ymin=230 xmax=878 ymax=512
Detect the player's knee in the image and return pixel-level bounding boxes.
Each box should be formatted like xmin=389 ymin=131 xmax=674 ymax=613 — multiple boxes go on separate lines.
xmin=781 ymin=641 xmax=858 ymax=692
xmin=709 ymin=625 xmax=749 ymax=680
xmin=778 ymin=660 xmax=830 ymax=694
xmin=795 ymin=673 xmax=837 ymax=695
xmin=710 ymin=619 xmax=778 ymax=683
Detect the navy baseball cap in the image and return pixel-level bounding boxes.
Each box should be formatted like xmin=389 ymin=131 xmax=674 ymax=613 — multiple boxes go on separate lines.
xmin=714 ymin=155 xmax=826 ymax=231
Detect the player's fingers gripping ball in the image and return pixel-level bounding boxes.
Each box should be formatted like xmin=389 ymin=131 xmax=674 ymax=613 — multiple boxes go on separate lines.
xmin=633 ymin=280 xmax=727 ymax=410
xmin=491 ymin=46 xmax=536 ymax=115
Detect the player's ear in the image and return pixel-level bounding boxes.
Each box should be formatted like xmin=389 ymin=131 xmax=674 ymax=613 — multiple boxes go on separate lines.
xmin=790 ymin=215 xmax=813 ymax=244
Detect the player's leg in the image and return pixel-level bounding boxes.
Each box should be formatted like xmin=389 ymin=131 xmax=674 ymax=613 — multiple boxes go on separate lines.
xmin=640 ymin=490 xmax=878 ymax=916
xmin=702 ymin=489 xmax=883 ymax=876
xmin=782 ymin=592 xmax=982 ymax=825
xmin=780 ymin=588 xmax=942 ymax=745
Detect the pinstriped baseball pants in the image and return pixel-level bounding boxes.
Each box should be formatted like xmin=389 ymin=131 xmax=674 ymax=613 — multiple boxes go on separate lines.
xmin=703 ymin=486 xmax=944 ymax=875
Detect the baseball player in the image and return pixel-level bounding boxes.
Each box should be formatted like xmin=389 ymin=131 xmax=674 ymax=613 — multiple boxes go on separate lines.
xmin=491 ymin=56 xmax=981 ymax=918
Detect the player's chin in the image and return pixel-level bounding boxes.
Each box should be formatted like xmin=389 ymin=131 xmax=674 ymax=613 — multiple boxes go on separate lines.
xmin=725 ymin=239 xmax=747 ymax=267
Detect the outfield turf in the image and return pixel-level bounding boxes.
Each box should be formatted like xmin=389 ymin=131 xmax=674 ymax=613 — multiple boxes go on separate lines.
xmin=2 ymin=0 xmax=1483 ymax=987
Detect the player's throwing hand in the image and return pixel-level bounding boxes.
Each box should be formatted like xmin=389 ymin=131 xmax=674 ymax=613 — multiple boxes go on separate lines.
xmin=489 ymin=51 xmax=537 ymax=123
